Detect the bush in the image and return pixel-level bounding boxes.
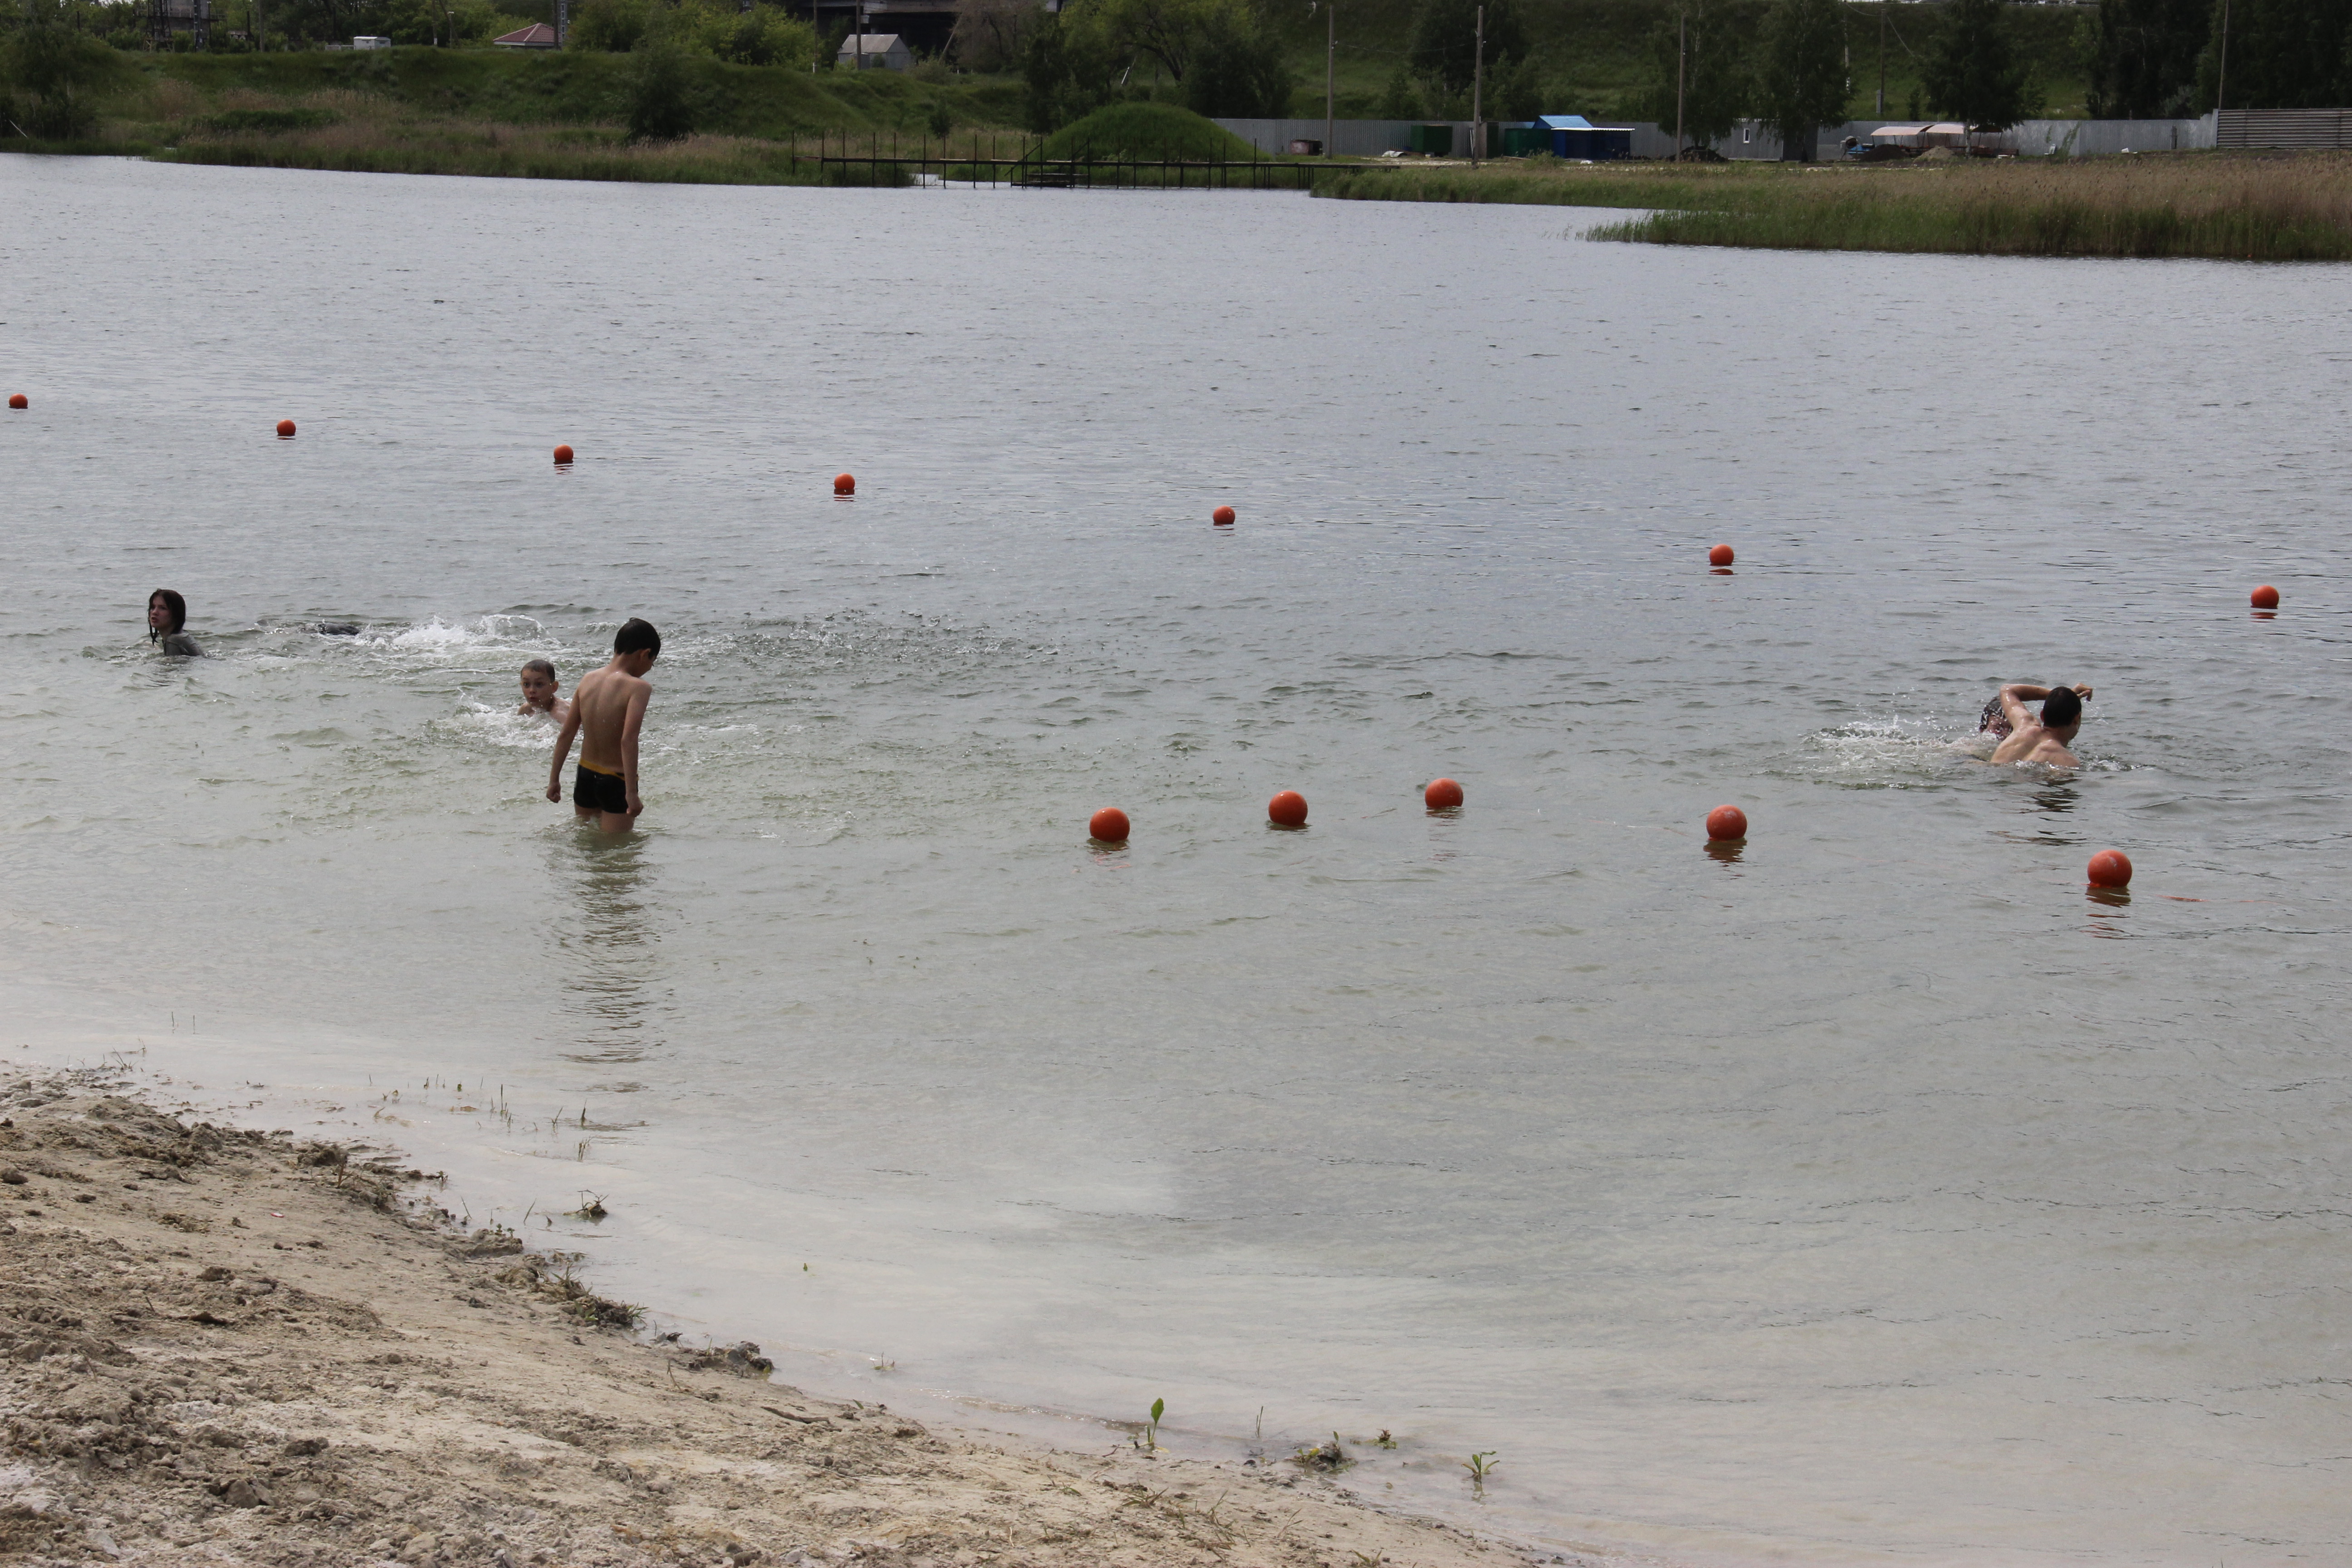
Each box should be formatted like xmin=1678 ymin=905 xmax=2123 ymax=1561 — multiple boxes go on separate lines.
xmin=1182 ymin=4 xmax=1289 ymax=118
xmin=687 ymin=2 xmax=816 ymax=66
xmin=1 ymin=0 xmax=118 ymax=141
xmin=626 ymin=34 xmax=696 ymax=140
xmin=571 ymin=0 xmax=651 ymax=52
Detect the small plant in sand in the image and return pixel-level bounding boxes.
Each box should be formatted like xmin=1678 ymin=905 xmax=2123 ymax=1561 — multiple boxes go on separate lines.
xmin=1374 ymin=1428 xmax=1397 ymax=1448
xmin=1463 ymin=1450 xmax=1498 ymax=1493
xmin=568 ymin=1191 xmax=608 ymax=1220
xmin=1292 ymin=1432 xmax=1352 ymax=1472
xmin=1145 ymin=1396 xmax=1165 ymax=1451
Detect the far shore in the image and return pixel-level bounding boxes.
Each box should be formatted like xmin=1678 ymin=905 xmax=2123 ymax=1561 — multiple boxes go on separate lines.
xmin=0 ymin=1067 xmax=1624 ymax=1568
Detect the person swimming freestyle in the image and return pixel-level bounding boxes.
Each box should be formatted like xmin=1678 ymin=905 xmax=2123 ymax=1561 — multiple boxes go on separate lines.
xmin=146 ymin=590 xmax=202 ymax=657
xmin=546 ymin=620 xmax=658 ymax=831
xmin=1984 ymin=682 xmax=2092 ymax=768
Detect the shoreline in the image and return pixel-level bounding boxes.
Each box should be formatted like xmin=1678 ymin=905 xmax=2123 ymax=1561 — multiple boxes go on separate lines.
xmin=0 ymin=1066 xmax=1630 ymax=1568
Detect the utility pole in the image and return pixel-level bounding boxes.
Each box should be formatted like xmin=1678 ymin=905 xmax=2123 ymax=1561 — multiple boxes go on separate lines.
xmin=2215 ymin=0 xmax=2230 ymax=112
xmin=1326 ymin=0 xmax=1336 ymax=158
xmin=1876 ymin=0 xmax=1886 ymax=116
xmin=1471 ymin=4 xmax=1485 ymax=163
xmin=1675 ymin=8 xmax=1686 ymax=158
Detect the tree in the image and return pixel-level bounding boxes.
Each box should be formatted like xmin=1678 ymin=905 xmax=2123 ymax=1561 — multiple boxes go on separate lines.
xmin=1183 ymin=2 xmax=1289 ymax=115
xmin=1921 ymin=0 xmax=2040 ymax=131
xmin=1408 ymin=0 xmax=1523 ymax=98
xmin=1377 ymin=61 xmax=1418 ymax=117
xmin=625 ymin=30 xmax=696 ymax=141
xmin=2196 ymin=0 xmax=2352 ymax=110
xmin=1494 ymin=52 xmax=1544 ymax=118
xmin=1095 ymin=0 xmax=1220 ymax=81
xmin=949 ymin=0 xmax=1042 ymax=73
xmin=1630 ymin=7 xmax=1745 ymax=150
xmin=1021 ymin=9 xmax=1114 ymax=132
xmin=1 ymin=0 xmax=117 ymax=140
xmin=1753 ymin=0 xmax=1846 ymax=161
xmin=2085 ymin=0 xmax=2209 ymax=118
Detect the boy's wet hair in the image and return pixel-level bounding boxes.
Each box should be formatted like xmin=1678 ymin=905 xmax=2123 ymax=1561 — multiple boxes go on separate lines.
xmin=2041 ymin=686 xmax=2082 ymax=728
xmin=148 ymin=588 xmax=187 ymax=636
xmin=613 ymin=618 xmax=661 ymax=658
xmin=521 ymin=658 xmax=557 ymax=679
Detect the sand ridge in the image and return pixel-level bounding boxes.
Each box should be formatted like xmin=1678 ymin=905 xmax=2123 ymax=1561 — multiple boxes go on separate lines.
xmin=0 ymin=1070 xmax=1601 ymax=1568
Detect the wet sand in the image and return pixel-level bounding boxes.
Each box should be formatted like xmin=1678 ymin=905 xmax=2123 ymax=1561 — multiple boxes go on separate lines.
xmin=0 ymin=1069 xmax=1619 ymax=1568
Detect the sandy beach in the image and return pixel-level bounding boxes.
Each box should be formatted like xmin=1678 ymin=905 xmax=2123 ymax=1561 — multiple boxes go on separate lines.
xmin=0 ymin=1068 xmax=1597 ymax=1568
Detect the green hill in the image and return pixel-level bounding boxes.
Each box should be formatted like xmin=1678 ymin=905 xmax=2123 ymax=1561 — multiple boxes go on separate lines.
xmin=1039 ymin=102 xmax=1266 ymax=158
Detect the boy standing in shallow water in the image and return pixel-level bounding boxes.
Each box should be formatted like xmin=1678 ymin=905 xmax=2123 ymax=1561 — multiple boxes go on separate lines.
xmin=547 ymin=620 xmax=659 ymax=831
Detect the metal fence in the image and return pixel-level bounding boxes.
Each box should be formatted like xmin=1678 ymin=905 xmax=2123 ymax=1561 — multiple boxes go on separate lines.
xmin=1213 ymin=115 xmax=2222 ymax=162
xmin=2217 ymin=109 xmax=2352 ymax=149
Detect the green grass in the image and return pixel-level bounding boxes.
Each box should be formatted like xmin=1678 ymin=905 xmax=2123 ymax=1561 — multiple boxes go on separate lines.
xmin=1314 ymin=153 xmax=2352 ymax=260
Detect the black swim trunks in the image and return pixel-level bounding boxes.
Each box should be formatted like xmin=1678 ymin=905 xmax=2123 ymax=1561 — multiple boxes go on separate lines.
xmin=574 ymin=763 xmax=629 ymax=815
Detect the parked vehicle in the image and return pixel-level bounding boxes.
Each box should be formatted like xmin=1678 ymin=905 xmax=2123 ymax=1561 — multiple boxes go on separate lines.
xmin=1841 ymin=137 xmax=1921 ymax=162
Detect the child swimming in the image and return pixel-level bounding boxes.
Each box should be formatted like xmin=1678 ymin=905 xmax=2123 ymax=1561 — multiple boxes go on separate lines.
xmin=516 ymin=658 xmax=568 ymax=722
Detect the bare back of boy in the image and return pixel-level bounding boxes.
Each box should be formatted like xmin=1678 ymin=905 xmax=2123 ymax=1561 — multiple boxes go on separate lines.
xmin=546 ymin=628 xmax=658 ymax=830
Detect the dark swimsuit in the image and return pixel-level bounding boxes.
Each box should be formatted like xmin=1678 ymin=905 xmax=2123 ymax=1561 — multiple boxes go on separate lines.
xmin=574 ymin=761 xmax=629 ymax=815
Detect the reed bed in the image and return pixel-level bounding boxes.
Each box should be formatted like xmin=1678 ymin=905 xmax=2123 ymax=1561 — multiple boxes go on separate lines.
xmin=1315 ymin=154 xmax=2352 ymax=260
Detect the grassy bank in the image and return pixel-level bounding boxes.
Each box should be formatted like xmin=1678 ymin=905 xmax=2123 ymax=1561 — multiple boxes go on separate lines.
xmin=1313 ymin=153 xmax=2352 ymax=260
xmin=7 ymin=45 xmax=1045 ymax=186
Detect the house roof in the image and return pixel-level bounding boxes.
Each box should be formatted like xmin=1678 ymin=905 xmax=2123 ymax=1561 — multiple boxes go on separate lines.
xmin=1534 ymin=115 xmax=1594 ymax=131
xmin=838 ymin=33 xmax=906 ymax=51
xmin=494 ymin=22 xmax=557 ymax=45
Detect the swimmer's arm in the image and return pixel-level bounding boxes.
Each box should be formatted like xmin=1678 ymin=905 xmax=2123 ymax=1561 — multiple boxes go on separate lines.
xmin=1997 ymin=683 xmax=2048 ymax=732
xmin=547 ymin=703 xmax=583 ymax=803
xmin=620 ymin=684 xmax=650 ymax=816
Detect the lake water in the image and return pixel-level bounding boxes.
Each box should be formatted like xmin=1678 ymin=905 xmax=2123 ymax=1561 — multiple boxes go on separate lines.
xmin=5 ymin=154 xmax=2349 ymax=1567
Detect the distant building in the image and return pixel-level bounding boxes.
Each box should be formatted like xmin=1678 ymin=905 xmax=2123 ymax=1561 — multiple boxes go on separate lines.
xmin=494 ymin=22 xmax=559 ymax=47
xmin=836 ymin=32 xmax=912 ymax=70
xmin=148 ymin=0 xmax=211 ymax=48
xmin=1531 ymin=114 xmax=1632 ymax=160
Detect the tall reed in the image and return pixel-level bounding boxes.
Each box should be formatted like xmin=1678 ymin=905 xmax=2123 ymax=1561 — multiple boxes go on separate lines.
xmin=1316 ymin=154 xmax=2352 ymax=261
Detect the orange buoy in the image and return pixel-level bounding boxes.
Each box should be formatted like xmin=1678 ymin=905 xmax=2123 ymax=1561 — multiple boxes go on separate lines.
xmin=276 ymin=419 xmax=296 ymax=439
xmin=553 ymin=444 xmax=575 ymax=465
xmin=1212 ymin=505 xmax=1236 ymax=526
xmin=6 ymin=393 xmax=25 ymax=410
xmin=1705 ymin=804 xmax=1748 ymax=842
xmin=2250 ymin=584 xmax=2280 ymax=610
xmin=834 ymin=473 xmax=855 ymax=496
xmin=1089 ymin=807 xmax=1130 ymax=843
xmin=1708 ymin=544 xmax=1734 ymax=568
xmin=2087 ymin=849 xmax=2133 ymax=888
xmin=1268 ymin=790 xmax=1308 ymax=828
xmin=1425 ymin=777 xmax=1464 ymax=811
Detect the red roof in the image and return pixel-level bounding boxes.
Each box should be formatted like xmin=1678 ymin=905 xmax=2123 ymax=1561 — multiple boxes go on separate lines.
xmin=494 ymin=22 xmax=558 ymax=46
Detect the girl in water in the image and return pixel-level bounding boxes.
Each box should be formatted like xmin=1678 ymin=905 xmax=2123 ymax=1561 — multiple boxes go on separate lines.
xmin=147 ymin=590 xmax=202 ymax=657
